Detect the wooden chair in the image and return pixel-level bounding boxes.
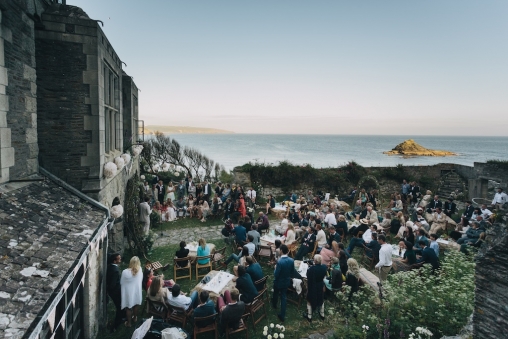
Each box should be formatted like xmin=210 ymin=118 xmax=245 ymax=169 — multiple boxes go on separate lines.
xmin=287 ymin=279 xmax=304 ymax=308
xmin=244 ymin=292 xmax=267 ymax=329
xmin=287 ymin=241 xmax=298 ymax=258
xmin=168 ymin=305 xmax=193 ymax=328
xmin=225 ymin=314 xmax=249 ymax=339
xmin=254 ymin=276 xmax=269 ymax=303
xmin=212 ymin=246 xmax=227 ymax=270
xmin=195 ymin=254 xmax=213 ymax=280
xmin=256 ymin=245 xmax=273 ymax=263
xmin=308 ymin=241 xmax=319 ymax=259
xmin=361 ymin=246 xmax=379 ymax=271
xmin=145 ymin=297 xmax=170 ymax=321
xmin=193 ymin=313 xmax=218 ymax=339
xmin=174 ymin=257 xmax=192 ymax=281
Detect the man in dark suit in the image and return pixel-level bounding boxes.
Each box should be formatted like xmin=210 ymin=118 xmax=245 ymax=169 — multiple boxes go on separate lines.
xmin=272 ymin=244 xmax=297 ymax=322
xmin=106 ymin=253 xmax=122 ymax=331
xmin=217 ymin=288 xmax=245 ymax=331
xmin=416 ymin=240 xmax=440 ymax=270
xmin=462 ymin=201 xmax=474 ymax=220
xmin=426 ymin=195 xmax=442 ymax=213
xmin=444 ymin=198 xmax=457 ymax=217
xmin=325 ymin=226 xmax=341 ymax=249
xmin=408 ymin=181 xmax=420 ymax=203
xmin=193 ymin=291 xmax=216 ymax=327
xmin=202 ymin=180 xmax=212 ymax=203
xmin=156 ymin=180 xmax=165 ymax=204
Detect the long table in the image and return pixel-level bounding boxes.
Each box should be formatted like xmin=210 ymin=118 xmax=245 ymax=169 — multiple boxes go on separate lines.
xmin=191 ymin=270 xmax=236 ymax=302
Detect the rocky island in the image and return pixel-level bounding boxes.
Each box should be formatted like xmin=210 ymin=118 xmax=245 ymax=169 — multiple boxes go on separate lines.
xmin=384 ymin=139 xmax=456 ymax=157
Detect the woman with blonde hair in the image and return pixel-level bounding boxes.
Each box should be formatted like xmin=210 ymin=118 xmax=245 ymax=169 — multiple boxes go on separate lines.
xmin=283 ymin=223 xmax=296 ymax=245
xmin=344 ymin=258 xmax=361 ymax=300
xmin=121 ymin=256 xmax=143 ymax=327
xmin=196 ymin=238 xmax=210 ymax=264
xmin=395 ymin=211 xmax=407 ymax=238
xmin=147 ymin=276 xmax=170 ymax=307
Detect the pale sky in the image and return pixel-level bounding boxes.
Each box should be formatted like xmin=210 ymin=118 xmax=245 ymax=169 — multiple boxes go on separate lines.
xmin=71 ymin=0 xmax=508 ymax=135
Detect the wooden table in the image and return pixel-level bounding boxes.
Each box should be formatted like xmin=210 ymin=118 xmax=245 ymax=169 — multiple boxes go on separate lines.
xmin=191 ymin=270 xmax=236 ymax=302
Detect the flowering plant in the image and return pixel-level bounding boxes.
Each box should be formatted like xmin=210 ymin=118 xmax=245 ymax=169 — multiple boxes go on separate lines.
xmin=262 ymin=323 xmax=285 ymax=339
xmin=409 ymin=327 xmax=433 ymax=339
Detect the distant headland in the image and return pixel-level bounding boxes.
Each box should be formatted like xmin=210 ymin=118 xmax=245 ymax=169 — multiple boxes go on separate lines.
xmin=384 ymin=139 xmax=456 ymax=157
xmin=145 ymin=125 xmax=234 ymax=134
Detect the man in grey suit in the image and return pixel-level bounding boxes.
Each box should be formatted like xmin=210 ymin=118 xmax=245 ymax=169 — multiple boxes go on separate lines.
xmin=139 ymin=196 xmax=152 ymax=235
xmin=272 ymin=244 xmax=296 ymax=322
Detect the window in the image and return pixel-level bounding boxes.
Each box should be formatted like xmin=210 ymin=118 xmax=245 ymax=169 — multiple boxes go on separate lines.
xmin=103 ymin=62 xmax=120 ymax=153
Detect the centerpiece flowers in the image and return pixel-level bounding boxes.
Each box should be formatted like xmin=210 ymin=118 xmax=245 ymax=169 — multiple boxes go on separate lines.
xmin=262 ymin=323 xmax=285 ymax=339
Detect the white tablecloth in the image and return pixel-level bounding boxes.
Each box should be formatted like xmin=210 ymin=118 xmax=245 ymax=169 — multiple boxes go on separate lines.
xmin=295 ymin=260 xmax=308 ymax=278
xmin=260 ymin=234 xmax=283 ymax=245
xmin=202 ymin=271 xmax=235 ymax=294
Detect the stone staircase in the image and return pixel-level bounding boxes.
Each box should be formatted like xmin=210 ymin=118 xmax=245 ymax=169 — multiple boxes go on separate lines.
xmin=437 ymin=171 xmax=467 ymax=199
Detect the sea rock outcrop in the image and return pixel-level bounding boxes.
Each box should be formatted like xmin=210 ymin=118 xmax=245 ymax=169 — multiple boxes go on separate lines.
xmin=384 ymin=139 xmax=456 ymax=157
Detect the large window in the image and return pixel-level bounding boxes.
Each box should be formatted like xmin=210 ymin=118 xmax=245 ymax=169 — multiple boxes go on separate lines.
xmin=104 ymin=63 xmax=119 ymax=153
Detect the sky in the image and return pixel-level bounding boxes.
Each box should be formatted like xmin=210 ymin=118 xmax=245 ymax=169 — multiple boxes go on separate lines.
xmin=71 ymin=0 xmax=508 ymax=135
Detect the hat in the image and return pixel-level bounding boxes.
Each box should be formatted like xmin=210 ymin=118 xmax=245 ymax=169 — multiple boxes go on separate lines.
xmin=360 ymin=218 xmax=369 ymax=225
xmin=416 ymin=207 xmax=423 ymax=212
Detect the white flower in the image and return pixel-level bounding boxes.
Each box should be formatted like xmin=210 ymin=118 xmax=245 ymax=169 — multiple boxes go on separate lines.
xmin=114 ymin=156 xmax=125 ymax=170
xmin=140 ymin=175 xmax=145 ymax=180
xmin=174 ymin=171 xmax=180 ymax=177
xmin=121 ymin=153 xmax=131 ymax=165
xmin=280 ymin=326 xmax=285 ymax=332
xmin=263 ymin=331 xmax=268 ymax=336
xmin=362 ymin=325 xmax=366 ymax=329
xmin=276 ymin=324 xmax=281 ymax=329
xmin=274 ymin=334 xmax=278 ymax=339
xmin=132 ymin=145 xmax=144 ymax=156
xmin=103 ymin=162 xmax=117 ymax=178
xmin=110 ymin=204 xmax=124 ymax=219
xmin=270 ymin=323 xmax=274 ymax=328
xmin=264 ymin=326 xmax=268 ymax=331
xmin=280 ymin=335 xmax=284 ymax=339
xmin=267 ymin=335 xmax=272 ymax=339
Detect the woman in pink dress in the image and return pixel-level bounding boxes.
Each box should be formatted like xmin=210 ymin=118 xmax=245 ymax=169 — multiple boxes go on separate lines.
xmin=238 ymin=194 xmax=247 ymax=217
xmin=319 ymin=241 xmax=339 ymax=266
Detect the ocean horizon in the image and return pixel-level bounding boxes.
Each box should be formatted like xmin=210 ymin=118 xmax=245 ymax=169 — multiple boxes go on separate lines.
xmin=156 ymin=134 xmax=508 ymax=170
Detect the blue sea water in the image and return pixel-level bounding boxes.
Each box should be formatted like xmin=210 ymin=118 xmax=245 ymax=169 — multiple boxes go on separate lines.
xmin=166 ymin=134 xmax=508 ymax=170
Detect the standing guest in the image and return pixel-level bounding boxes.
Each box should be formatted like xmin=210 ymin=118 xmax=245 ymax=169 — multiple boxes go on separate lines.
xmin=202 ymin=180 xmax=212 ymax=203
xmin=246 ymin=187 xmax=257 ymax=207
xmin=106 ymin=253 xmax=123 ymax=332
xmin=221 ymin=184 xmax=232 ymax=202
xmin=303 ymin=254 xmax=327 ymax=322
xmin=232 ymin=220 xmax=247 ymax=246
xmin=375 ymin=235 xmax=392 ymax=282
xmin=401 ymin=179 xmax=410 ymax=202
xmin=177 ymin=180 xmax=186 ymax=200
xmin=444 ymin=198 xmax=457 ymax=217
xmin=168 ymin=284 xmax=199 ymax=311
xmin=272 ymin=244 xmax=297 ymax=323
xmin=256 ymin=212 xmax=270 ymax=233
xmin=345 ymin=258 xmax=361 ymax=301
xmin=235 ymin=265 xmax=258 ymax=303
xmin=392 ymin=240 xmax=417 ymax=272
xmin=175 ymin=241 xmax=190 ymax=267
xmin=295 ymin=227 xmax=316 ymax=260
xmin=193 ymin=291 xmax=217 ymax=327
xmin=139 ymin=197 xmax=152 ymax=236
xmin=416 ymin=240 xmax=440 ymax=270
xmin=408 ymin=181 xmax=420 ymax=204
xmin=166 ymin=182 xmax=176 ymax=202
xmin=266 ymin=194 xmax=276 ymax=214
xmin=120 ymin=256 xmax=143 ymax=327
xmin=247 ymin=225 xmax=261 ymax=250
xmin=237 ymin=194 xmax=247 ymax=218
xmin=196 ymin=238 xmax=211 ymax=265
xmin=142 ymin=181 xmax=151 ymax=197
xmin=151 ymin=174 xmax=159 ymax=186
xmin=491 ymin=187 xmax=507 ymax=209
xmin=215 ymin=182 xmax=224 ymax=199
xmin=156 ymin=180 xmax=165 ymax=204
xmin=217 ymin=288 xmax=245 ymax=331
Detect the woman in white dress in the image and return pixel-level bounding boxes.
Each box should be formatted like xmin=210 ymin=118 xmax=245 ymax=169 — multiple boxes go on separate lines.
xmin=120 ymin=256 xmax=143 ymax=327
xmin=165 ymin=182 xmax=176 ymax=201
xmin=166 ymin=200 xmax=178 ymax=221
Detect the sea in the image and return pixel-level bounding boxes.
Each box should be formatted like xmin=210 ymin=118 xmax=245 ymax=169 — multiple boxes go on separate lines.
xmin=164 ymin=134 xmax=508 ymax=170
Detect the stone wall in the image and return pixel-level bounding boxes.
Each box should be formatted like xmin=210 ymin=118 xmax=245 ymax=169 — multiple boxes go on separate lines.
xmin=473 ymin=224 xmax=508 ymax=338
xmin=0 ymin=0 xmax=48 ymax=183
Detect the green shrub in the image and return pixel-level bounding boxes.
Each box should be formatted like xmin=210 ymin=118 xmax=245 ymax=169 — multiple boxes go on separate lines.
xmin=486 ymin=159 xmax=508 ymax=171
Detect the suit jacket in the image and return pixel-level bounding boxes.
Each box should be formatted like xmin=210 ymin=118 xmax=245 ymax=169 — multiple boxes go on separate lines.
xmin=427 ymin=199 xmax=442 ymax=210
xmin=235 ymin=273 xmax=258 ymax=303
xmin=444 ymin=202 xmax=456 ymax=214
xmin=220 ymin=301 xmax=245 ymax=329
xmin=417 ymin=247 xmax=440 ymax=270
xmin=139 ymin=202 xmax=151 ymax=223
xmin=106 ymin=264 xmax=121 ymax=294
xmin=327 ymin=232 xmax=341 ymax=248
xmin=463 ymin=205 xmax=474 ymax=219
xmin=203 ymin=184 xmax=212 ymax=196
xmin=366 ymin=239 xmax=381 ymax=258
xmin=273 ymin=256 xmax=296 ymax=289
xmin=415 ymin=235 xmax=429 ymax=247
xmin=193 ymin=300 xmax=216 ymax=326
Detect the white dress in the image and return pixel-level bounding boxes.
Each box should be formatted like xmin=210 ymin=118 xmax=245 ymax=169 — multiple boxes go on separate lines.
xmin=167 ymin=206 xmax=177 ymax=221
xmin=166 ymin=186 xmax=176 ymax=201
xmin=120 ymin=268 xmax=143 ymax=309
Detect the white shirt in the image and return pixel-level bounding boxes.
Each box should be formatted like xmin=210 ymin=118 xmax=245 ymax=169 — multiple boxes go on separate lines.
xmin=168 ymin=293 xmax=193 ymax=310
xmin=362 ymin=229 xmax=372 ymax=243
xmin=316 ymin=229 xmax=327 ymax=247
xmin=247 ymin=190 xmax=256 ymax=200
xmin=375 ymin=243 xmax=393 ymax=268
xmin=480 ymin=208 xmax=492 ymax=219
xmin=492 ymin=192 xmax=507 ymax=205
xmin=324 ymin=212 xmax=337 ymax=226
xmin=285 ymin=230 xmax=296 ymax=244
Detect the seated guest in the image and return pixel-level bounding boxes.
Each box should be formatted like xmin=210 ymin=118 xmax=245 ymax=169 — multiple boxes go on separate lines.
xmin=147 ymin=276 xmax=170 ymax=306
xmin=379 ymin=212 xmax=391 ymax=233
xmin=245 ymin=256 xmax=264 ymax=290
xmin=175 ymin=241 xmax=190 ymax=267
xmin=413 ymin=229 xmax=429 ymax=253
xmin=449 ymin=218 xmax=469 ymax=241
xmin=344 ymin=258 xmax=361 ymax=301
xmin=324 ymin=210 xmax=337 ymax=228
xmin=336 ymin=215 xmax=348 ymax=239
xmin=429 ymin=207 xmax=447 ymax=234
xmin=266 ymin=194 xmax=276 ymax=214
xmin=444 ymin=198 xmax=456 ymax=217
xmin=349 ymin=218 xmax=369 ymax=237
xmin=480 ymin=204 xmax=493 ymax=221
xmin=289 ymin=208 xmax=300 ymax=224
xmin=143 ymin=268 xmax=154 ymax=291
xmin=392 ymin=240 xmax=416 ymax=272
xmin=235 ymin=265 xmax=258 ymax=303
xmin=416 ymin=240 xmax=440 ymax=271
xmin=302 ymin=254 xmax=327 ymax=322
xmin=426 ymin=195 xmax=442 ymax=214
xmin=338 ymin=250 xmax=349 ymax=277
xmin=167 ymin=284 xmax=199 ymax=311
xmin=315 ymin=224 xmax=327 ymax=252
xmin=403 ymin=226 xmax=415 ymax=246
xmin=175 ymin=197 xmax=187 ymax=218
xmin=346 ymin=225 xmax=370 ymax=255
xmin=462 ymin=200 xmax=474 ymax=220
xmin=324 ymin=257 xmax=342 ymax=292
xmin=193 ymin=291 xmax=216 ymax=326
xmin=365 ymin=204 xmax=378 ymax=226
xmin=283 ymin=223 xmax=296 ymax=245
xmin=223 ymin=198 xmax=234 ymax=220
xmin=217 ymin=288 xmax=245 ymax=330
xmin=223 ymin=236 xmax=256 ymax=267
xmin=363 ymin=232 xmax=380 ymax=259
xmin=346 ymin=200 xmax=362 ymax=221
xmin=460 ymin=232 xmax=485 ymax=254
xmin=326 ymin=226 xmax=341 ymax=249
xmin=392 ymin=195 xmax=403 ymax=212
xmin=256 ymin=212 xmax=270 ymax=233
xmin=232 ymin=220 xmax=247 ymax=246
xmin=243 ymin=215 xmax=253 ymax=232
xmin=320 ymin=241 xmax=339 ymax=266
xmin=338 ymin=243 xmax=351 ymax=259
xmin=196 ymin=238 xmax=211 ymax=264
xmin=295 ymin=226 xmax=316 ymax=260
xmin=276 ymin=216 xmax=289 ymax=235
xmin=413 ymin=208 xmax=430 ymax=232
xmin=457 ymin=221 xmax=484 ymax=245
xmin=429 ymin=233 xmax=440 ymax=256
xmin=247 ymin=225 xmax=261 ymax=250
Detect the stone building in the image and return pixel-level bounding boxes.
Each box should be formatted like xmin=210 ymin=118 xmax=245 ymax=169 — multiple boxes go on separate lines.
xmin=0 ymin=1 xmax=142 ymax=338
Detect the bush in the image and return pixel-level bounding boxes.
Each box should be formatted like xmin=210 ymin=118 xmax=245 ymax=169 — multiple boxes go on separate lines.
xmin=486 ymin=159 xmax=508 ymax=171
xmin=381 ymin=164 xmax=406 ymax=181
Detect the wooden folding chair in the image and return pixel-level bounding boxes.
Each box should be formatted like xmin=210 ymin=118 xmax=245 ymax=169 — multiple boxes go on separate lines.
xmin=193 ymin=313 xmax=218 ymax=339
xmin=287 ymin=279 xmax=304 ymax=308
xmin=361 ymin=246 xmax=378 ymax=271
xmin=244 ymin=292 xmax=267 ymax=329
xmin=256 ymin=244 xmax=273 ymax=263
xmin=174 ymin=256 xmax=192 ymax=281
xmin=168 ymin=305 xmax=193 ymax=328
xmin=195 ymin=254 xmax=213 ymax=280
xmin=145 ymin=297 xmax=170 ymax=321
xmin=225 ymin=314 xmax=249 ymax=339
xmin=212 ymin=246 xmax=227 ymax=270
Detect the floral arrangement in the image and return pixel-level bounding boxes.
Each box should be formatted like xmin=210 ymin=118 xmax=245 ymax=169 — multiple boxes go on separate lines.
xmin=103 ymin=162 xmax=117 ymax=179
xmin=140 ymin=175 xmax=145 ymax=180
xmin=121 ymin=153 xmax=132 ymax=165
xmin=262 ymin=323 xmax=285 ymax=339
xmin=114 ymin=156 xmax=125 ymax=170
xmin=162 ymin=163 xmax=170 ymax=171
xmin=174 ymin=171 xmax=180 ymax=177
xmin=409 ymin=327 xmax=433 ymax=338
xmin=110 ymin=204 xmax=124 ymax=219
xmin=132 ymin=144 xmax=143 ymax=157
